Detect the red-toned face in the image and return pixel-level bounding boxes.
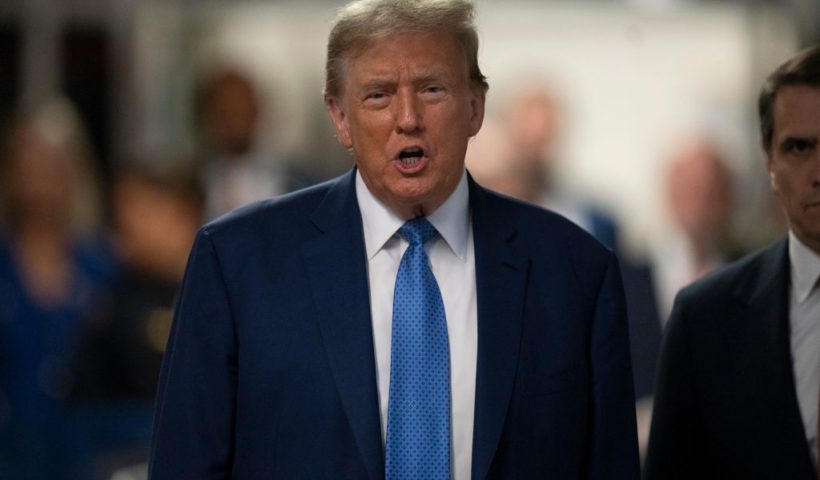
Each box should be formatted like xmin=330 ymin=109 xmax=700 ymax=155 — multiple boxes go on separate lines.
xmin=326 ymin=31 xmax=485 ymax=219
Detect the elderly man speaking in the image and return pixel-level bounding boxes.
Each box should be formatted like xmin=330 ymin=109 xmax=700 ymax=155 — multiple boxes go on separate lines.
xmin=148 ymin=1 xmax=639 ymax=479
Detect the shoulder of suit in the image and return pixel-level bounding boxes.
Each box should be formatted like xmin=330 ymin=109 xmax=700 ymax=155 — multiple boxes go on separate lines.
xmin=478 ymin=187 xmax=596 ymax=235
xmin=675 ymin=238 xmax=787 ymax=309
xmin=476 ymin=186 xmax=613 ymax=261
xmin=200 ymin=176 xmax=338 ymax=238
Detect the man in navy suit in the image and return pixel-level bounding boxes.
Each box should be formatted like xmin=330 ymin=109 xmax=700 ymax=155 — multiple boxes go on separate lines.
xmin=645 ymin=45 xmax=820 ymax=479
xmin=149 ymin=1 xmax=639 ymax=478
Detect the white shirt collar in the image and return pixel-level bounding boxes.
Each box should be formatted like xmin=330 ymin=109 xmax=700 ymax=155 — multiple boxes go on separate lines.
xmin=788 ymin=230 xmax=820 ymax=305
xmin=356 ymin=169 xmax=470 ymax=261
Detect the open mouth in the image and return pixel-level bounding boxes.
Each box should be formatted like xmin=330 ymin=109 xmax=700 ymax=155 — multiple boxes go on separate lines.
xmin=398 ymin=147 xmax=425 ymax=166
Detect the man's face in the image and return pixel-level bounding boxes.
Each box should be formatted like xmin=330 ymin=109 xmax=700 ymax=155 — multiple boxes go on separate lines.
xmin=767 ymin=85 xmax=820 ymax=253
xmin=326 ymin=31 xmax=485 ymax=219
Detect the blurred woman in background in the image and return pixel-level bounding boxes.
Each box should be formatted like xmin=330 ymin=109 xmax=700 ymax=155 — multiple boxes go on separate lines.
xmin=0 ymin=97 xmax=115 ymax=480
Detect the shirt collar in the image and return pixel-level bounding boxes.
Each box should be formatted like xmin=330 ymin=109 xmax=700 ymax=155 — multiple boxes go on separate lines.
xmin=788 ymin=230 xmax=820 ymax=305
xmin=356 ymin=169 xmax=470 ymax=261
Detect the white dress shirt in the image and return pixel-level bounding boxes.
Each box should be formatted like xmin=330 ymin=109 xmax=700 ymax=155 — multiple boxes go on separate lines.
xmin=356 ymin=170 xmax=478 ymax=480
xmin=651 ymin=232 xmax=726 ymax=323
xmin=788 ymin=231 xmax=820 ymax=467
xmin=202 ymin=151 xmax=287 ymax=219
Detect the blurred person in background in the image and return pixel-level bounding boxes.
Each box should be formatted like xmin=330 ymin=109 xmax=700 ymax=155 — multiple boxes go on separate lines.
xmin=463 ymin=118 xmax=522 ymax=199
xmin=468 ymin=86 xmax=742 ymax=460
xmin=70 ymin=158 xmax=204 ymax=479
xmin=624 ymin=137 xmax=741 ymax=459
xmin=645 ymin=45 xmax=820 ymax=479
xmin=194 ymin=67 xmax=307 ymax=219
xmin=498 ymin=82 xmax=619 ymax=250
xmin=651 ymin=138 xmax=740 ymax=321
xmin=0 ymin=97 xmax=115 ymax=480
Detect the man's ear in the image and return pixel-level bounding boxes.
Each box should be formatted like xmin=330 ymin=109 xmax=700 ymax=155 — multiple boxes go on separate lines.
xmin=768 ymin=165 xmax=780 ymax=194
xmin=766 ymin=151 xmax=783 ymax=197
xmin=764 ymin=149 xmax=776 ymax=190
xmin=468 ymin=87 xmax=487 ymax=137
xmin=325 ymin=95 xmax=353 ymax=149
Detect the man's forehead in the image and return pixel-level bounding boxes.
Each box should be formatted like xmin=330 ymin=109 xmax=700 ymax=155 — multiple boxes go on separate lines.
xmin=774 ymin=86 xmax=820 ymax=128
xmin=353 ymin=35 xmax=457 ymax=60
xmin=353 ymin=63 xmax=454 ymax=82
xmin=775 ymin=84 xmax=820 ymax=107
xmin=345 ymin=37 xmax=465 ymax=79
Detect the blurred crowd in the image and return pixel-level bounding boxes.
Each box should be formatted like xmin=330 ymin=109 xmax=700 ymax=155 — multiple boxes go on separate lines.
xmin=0 ymin=68 xmax=322 ymax=479
xmin=0 ymin=47 xmax=788 ymax=480
xmin=466 ymin=81 xmax=762 ymax=456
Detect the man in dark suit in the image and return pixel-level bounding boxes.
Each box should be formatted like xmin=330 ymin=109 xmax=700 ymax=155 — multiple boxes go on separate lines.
xmin=149 ymin=1 xmax=639 ymax=478
xmin=645 ymin=45 xmax=820 ymax=479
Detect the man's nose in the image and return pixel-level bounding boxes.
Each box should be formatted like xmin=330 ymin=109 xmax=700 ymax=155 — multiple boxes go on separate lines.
xmin=394 ymin=90 xmax=422 ymax=134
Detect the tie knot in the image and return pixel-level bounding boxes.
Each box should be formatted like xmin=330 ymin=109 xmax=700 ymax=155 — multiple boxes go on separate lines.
xmin=398 ymin=217 xmax=438 ymax=246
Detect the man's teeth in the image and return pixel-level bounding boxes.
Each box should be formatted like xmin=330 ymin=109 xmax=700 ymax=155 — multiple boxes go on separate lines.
xmin=399 ymin=149 xmax=424 ymax=165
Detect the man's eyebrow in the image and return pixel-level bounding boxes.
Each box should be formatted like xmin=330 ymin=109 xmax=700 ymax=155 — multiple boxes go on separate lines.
xmin=413 ymin=72 xmax=449 ymax=84
xmin=359 ymin=78 xmax=395 ymax=92
xmin=355 ymin=71 xmax=453 ymax=95
xmin=781 ymin=135 xmax=818 ymax=143
xmin=779 ymin=135 xmax=818 ymax=148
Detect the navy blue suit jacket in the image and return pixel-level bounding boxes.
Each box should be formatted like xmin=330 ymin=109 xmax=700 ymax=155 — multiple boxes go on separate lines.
xmin=645 ymin=238 xmax=818 ymax=479
xmin=149 ymin=170 xmax=639 ymax=479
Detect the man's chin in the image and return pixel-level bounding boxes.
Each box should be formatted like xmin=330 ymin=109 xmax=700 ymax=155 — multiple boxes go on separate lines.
xmin=387 ymin=190 xmax=440 ymax=218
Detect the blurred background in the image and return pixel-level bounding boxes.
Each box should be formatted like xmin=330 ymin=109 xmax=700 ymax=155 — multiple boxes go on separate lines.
xmin=0 ymin=0 xmax=816 ymax=478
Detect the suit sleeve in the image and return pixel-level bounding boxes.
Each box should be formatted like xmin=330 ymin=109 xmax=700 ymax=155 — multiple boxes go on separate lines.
xmin=643 ymin=294 xmax=700 ymax=480
xmin=587 ymin=252 xmax=641 ymax=479
xmin=149 ymin=228 xmax=238 ymax=479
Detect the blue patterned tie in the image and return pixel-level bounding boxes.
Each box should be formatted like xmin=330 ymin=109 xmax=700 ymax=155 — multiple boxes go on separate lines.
xmin=386 ymin=217 xmax=451 ymax=480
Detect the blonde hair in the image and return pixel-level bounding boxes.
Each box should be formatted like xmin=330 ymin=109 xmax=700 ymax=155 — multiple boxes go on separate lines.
xmin=324 ymin=0 xmax=488 ymax=98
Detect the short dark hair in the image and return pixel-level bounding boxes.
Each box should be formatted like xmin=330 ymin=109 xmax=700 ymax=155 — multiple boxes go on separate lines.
xmin=758 ymin=45 xmax=820 ymax=151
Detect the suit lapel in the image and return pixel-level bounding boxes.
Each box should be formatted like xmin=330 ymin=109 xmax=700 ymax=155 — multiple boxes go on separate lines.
xmin=301 ymin=170 xmax=384 ymax=480
xmin=721 ymin=238 xmax=813 ymax=466
xmin=468 ymin=179 xmax=529 ymax=480
xmin=730 ymin=240 xmax=790 ymax=354
xmin=302 ymin=172 xmax=531 ymax=479
xmin=723 ymin=239 xmax=793 ymax=392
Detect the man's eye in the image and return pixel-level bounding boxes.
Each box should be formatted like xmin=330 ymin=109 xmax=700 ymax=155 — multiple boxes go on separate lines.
xmin=362 ymin=92 xmax=390 ymax=108
xmin=422 ymin=85 xmax=444 ymax=94
xmin=782 ymin=138 xmax=817 ymax=155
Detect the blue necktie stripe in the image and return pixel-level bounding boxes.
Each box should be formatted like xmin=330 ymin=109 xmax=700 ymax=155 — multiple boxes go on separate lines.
xmin=386 ymin=217 xmax=451 ymax=480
